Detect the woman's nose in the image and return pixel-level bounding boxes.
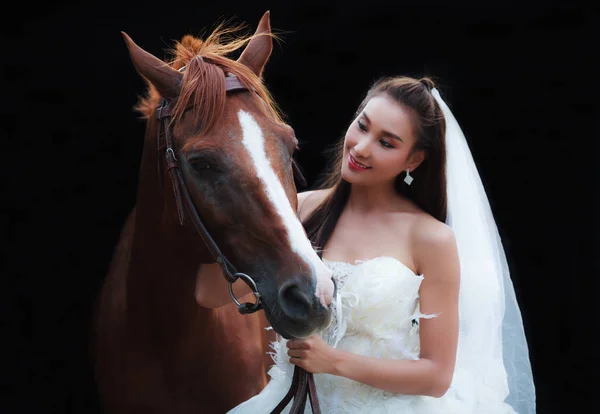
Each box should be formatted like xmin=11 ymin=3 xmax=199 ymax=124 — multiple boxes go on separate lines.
xmin=354 ymin=138 xmax=370 ymax=157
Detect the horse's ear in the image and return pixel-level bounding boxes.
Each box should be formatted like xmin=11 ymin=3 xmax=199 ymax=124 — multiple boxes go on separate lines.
xmin=121 ymin=31 xmax=182 ymax=100
xmin=237 ymin=11 xmax=273 ymax=77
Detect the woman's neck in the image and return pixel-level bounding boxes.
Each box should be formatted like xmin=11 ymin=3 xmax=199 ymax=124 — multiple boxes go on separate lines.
xmin=346 ymin=181 xmax=403 ymax=214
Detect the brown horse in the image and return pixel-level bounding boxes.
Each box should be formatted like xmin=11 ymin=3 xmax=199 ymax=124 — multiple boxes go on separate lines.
xmin=93 ymin=12 xmax=334 ymax=414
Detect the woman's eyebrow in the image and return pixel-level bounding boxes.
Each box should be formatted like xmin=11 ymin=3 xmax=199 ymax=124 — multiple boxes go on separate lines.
xmin=362 ymin=111 xmax=404 ymax=142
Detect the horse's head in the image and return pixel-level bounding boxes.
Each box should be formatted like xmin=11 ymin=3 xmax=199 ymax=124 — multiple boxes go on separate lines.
xmin=122 ymin=12 xmax=334 ymax=339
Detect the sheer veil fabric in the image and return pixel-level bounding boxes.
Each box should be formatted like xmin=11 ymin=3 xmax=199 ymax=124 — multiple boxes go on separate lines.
xmin=432 ymin=88 xmax=536 ymax=413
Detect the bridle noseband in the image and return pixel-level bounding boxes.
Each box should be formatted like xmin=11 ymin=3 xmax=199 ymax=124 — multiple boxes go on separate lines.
xmin=156 ymin=72 xmax=262 ymax=315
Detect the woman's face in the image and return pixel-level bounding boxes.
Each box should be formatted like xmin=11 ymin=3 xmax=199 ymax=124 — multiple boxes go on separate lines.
xmin=342 ymin=94 xmax=422 ymax=186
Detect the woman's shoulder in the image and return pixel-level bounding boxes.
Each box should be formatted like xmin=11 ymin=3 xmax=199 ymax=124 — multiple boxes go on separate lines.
xmin=388 ymin=199 xmax=451 ymax=238
xmin=410 ymin=215 xmax=458 ymax=278
xmin=410 ymin=213 xmax=455 ymax=248
xmin=297 ymin=188 xmax=332 ymax=221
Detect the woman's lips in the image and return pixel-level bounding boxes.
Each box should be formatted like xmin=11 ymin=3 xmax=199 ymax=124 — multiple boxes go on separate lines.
xmin=348 ymin=154 xmax=372 ymax=171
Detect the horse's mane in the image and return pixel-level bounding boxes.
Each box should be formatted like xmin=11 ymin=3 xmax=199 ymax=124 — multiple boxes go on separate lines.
xmin=135 ymin=21 xmax=284 ymax=133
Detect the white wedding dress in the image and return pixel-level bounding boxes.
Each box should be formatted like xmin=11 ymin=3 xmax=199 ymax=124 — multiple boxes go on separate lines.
xmin=228 ymin=256 xmax=517 ymax=414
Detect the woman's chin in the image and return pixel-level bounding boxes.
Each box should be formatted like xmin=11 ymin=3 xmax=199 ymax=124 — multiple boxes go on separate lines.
xmin=341 ymin=167 xmax=366 ymax=184
xmin=341 ymin=167 xmax=355 ymax=182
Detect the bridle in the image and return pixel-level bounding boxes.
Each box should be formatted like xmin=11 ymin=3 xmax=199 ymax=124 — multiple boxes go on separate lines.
xmin=156 ymin=67 xmax=322 ymax=413
xmin=156 ymin=72 xmax=262 ymax=315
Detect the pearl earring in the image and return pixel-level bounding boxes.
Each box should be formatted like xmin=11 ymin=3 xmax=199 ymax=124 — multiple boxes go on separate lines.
xmin=404 ymin=169 xmax=414 ymax=185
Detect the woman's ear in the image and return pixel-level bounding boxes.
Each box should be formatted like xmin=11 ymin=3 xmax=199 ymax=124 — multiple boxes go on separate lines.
xmin=407 ymin=149 xmax=427 ymax=172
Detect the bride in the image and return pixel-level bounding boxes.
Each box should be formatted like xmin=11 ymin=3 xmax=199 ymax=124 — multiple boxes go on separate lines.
xmin=198 ymin=75 xmax=535 ymax=413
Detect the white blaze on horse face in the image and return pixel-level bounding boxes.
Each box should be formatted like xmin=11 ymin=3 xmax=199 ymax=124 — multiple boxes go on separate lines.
xmin=238 ymin=110 xmax=334 ymax=308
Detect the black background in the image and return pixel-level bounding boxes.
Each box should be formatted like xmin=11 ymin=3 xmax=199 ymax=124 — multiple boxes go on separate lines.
xmin=2 ymin=1 xmax=598 ymax=413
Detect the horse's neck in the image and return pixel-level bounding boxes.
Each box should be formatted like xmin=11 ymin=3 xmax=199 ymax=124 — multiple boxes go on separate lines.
xmin=126 ymin=222 xmax=210 ymax=364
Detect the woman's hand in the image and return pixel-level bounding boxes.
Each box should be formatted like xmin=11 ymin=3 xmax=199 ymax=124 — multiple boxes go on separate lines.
xmin=287 ymin=334 xmax=339 ymax=375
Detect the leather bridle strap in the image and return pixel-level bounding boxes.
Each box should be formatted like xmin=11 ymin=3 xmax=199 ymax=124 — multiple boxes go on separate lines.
xmin=270 ymin=366 xmax=321 ymax=414
xmin=161 ymin=116 xmax=235 ymax=279
xmin=157 ymin=73 xmax=248 ymax=120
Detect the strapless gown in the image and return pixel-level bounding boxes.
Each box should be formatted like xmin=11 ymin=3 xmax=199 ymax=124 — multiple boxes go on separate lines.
xmin=228 ymin=256 xmax=516 ymax=413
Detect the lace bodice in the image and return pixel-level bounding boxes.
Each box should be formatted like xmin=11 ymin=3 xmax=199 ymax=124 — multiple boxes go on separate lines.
xmin=319 ymin=256 xmax=428 ymax=352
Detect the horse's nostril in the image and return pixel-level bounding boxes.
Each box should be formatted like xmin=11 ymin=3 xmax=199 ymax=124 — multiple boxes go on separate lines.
xmin=278 ymin=281 xmax=312 ymax=322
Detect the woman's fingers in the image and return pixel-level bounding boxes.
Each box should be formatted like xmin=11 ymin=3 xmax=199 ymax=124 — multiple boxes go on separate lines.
xmin=287 ymin=349 xmax=307 ymax=359
xmin=287 ymin=339 xmax=311 ymax=349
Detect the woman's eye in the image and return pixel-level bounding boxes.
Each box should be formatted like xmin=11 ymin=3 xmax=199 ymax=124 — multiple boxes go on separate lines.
xmin=357 ymin=120 xmax=367 ymax=132
xmin=379 ymin=140 xmax=394 ymax=149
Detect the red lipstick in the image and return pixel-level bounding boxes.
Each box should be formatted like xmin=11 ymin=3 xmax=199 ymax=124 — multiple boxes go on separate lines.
xmin=348 ymin=154 xmax=372 ymax=172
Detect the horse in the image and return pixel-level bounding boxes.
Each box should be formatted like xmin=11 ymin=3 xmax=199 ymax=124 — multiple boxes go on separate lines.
xmin=93 ymin=12 xmax=334 ymax=413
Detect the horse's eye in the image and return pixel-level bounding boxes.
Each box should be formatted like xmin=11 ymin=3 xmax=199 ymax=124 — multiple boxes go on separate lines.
xmin=193 ymin=162 xmax=211 ymax=170
xmin=188 ymin=157 xmax=216 ymax=174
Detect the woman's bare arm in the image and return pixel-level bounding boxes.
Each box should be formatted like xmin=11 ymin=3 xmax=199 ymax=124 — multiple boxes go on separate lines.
xmin=297 ymin=189 xmax=330 ymax=220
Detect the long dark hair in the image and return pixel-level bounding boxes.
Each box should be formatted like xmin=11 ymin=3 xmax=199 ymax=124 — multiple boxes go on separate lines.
xmin=304 ymin=76 xmax=447 ymax=256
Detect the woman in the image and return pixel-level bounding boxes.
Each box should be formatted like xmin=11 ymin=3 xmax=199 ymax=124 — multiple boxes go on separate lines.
xmin=199 ymin=76 xmax=535 ymax=413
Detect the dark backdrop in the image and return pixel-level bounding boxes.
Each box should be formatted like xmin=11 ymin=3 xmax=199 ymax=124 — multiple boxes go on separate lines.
xmin=2 ymin=1 xmax=598 ymax=413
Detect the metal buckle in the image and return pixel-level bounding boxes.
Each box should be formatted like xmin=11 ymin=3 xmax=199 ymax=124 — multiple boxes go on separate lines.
xmin=228 ymin=272 xmax=262 ymax=314
xmin=165 ymin=147 xmax=177 ymax=161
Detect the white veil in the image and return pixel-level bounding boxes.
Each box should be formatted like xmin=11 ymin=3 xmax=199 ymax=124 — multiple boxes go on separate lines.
xmin=432 ymin=88 xmax=536 ymax=413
